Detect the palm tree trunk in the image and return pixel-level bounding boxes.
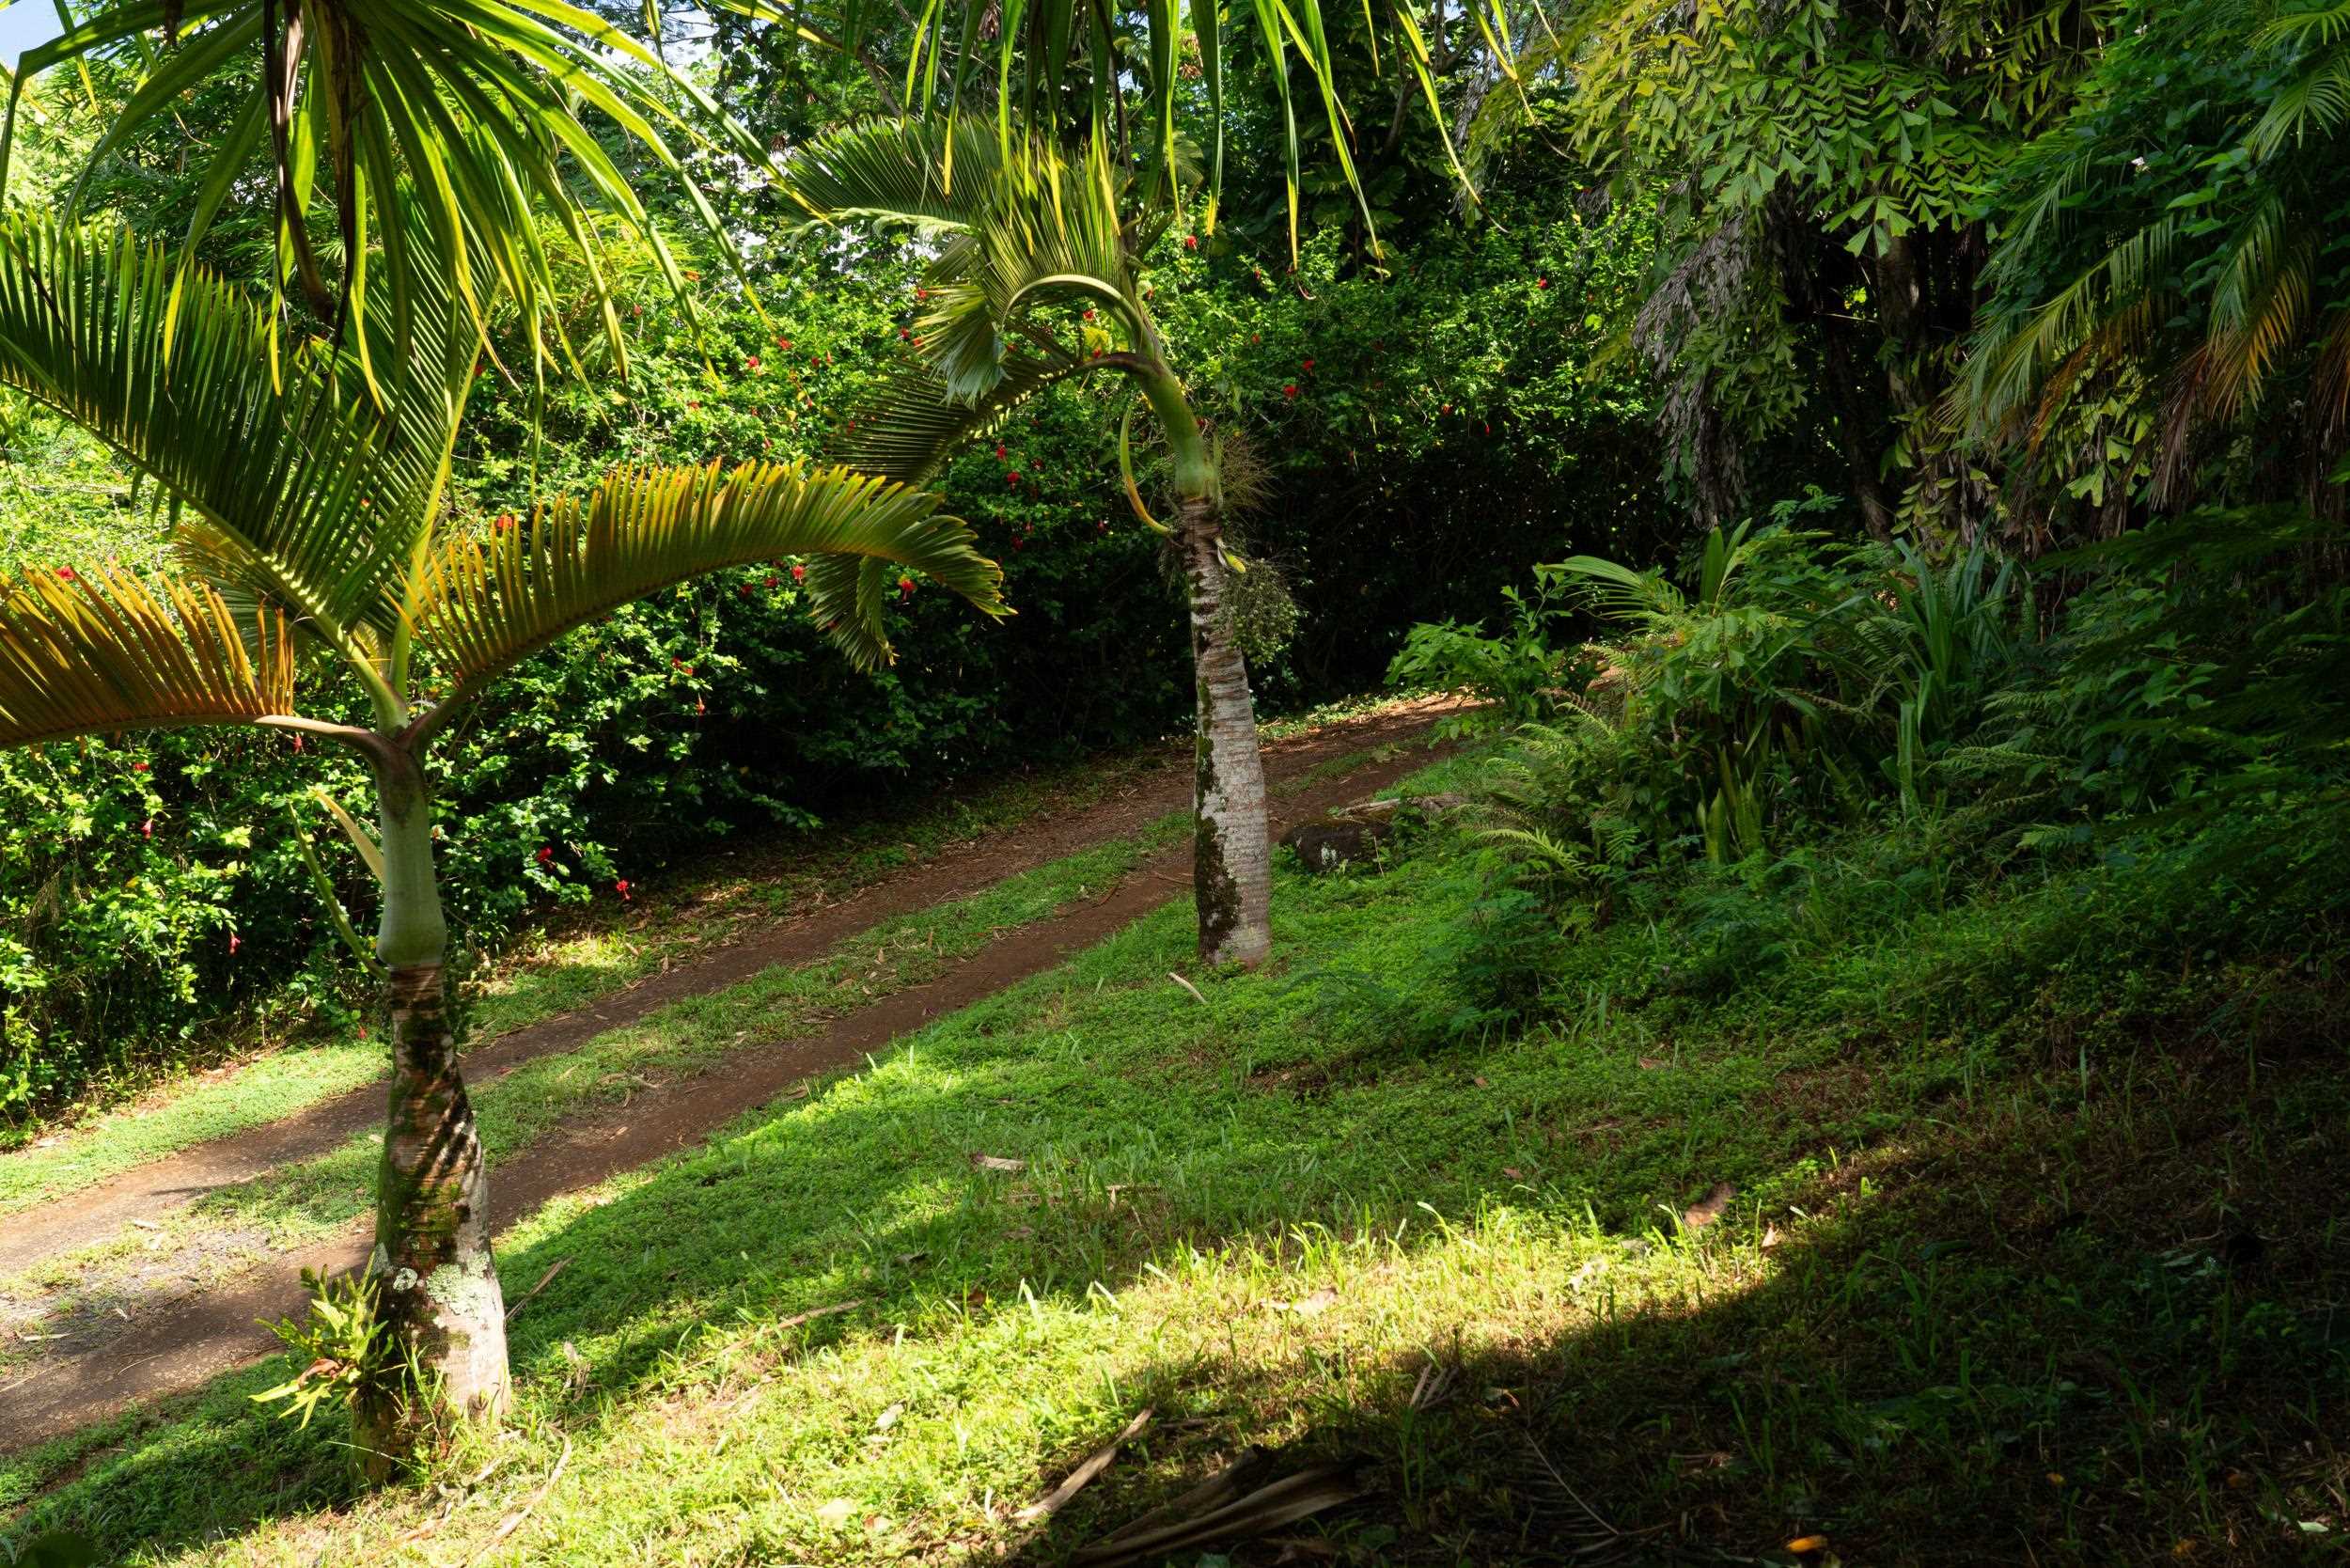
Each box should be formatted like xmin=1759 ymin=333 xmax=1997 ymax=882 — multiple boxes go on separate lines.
xmin=1175 ymin=494 xmax=1274 ymax=967
xmin=355 ymin=748 xmax=508 ymax=1474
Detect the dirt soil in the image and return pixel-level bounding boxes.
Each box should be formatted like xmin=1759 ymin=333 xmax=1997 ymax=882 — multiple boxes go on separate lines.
xmin=0 ymin=700 xmax=1459 ymax=1453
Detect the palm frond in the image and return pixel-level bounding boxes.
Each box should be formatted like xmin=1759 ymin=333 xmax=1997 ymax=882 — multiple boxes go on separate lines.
xmin=791 ymin=124 xmax=1136 ymax=411
xmin=7 ymin=0 xmax=771 ymax=364
xmin=0 ymin=214 xmax=423 ymax=643
xmin=408 ymin=461 xmax=1007 ymax=716
xmin=831 ymin=344 xmax=1089 ymax=482
xmin=738 ymin=0 xmax=1493 ymax=261
xmin=0 ymin=565 xmax=297 ymax=747
xmin=779 ymin=117 xmax=1009 ymax=233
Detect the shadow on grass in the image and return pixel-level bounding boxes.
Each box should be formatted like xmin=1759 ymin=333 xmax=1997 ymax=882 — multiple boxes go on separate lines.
xmin=7 ymin=851 xmax=2346 ymax=1568
xmin=1010 ymin=1008 xmax=2350 ymax=1566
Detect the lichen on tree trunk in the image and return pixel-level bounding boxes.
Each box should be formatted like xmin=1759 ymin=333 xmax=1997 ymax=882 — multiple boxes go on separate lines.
xmin=1176 ymin=494 xmax=1273 ymax=968
xmin=353 ymin=751 xmax=508 ymax=1476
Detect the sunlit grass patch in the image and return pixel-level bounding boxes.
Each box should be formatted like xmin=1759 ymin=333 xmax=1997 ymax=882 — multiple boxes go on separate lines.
xmin=8 ymin=757 xmax=2343 ymax=1566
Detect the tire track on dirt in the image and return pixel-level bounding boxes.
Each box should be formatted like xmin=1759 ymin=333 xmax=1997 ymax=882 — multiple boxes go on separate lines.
xmin=0 ymin=708 xmax=1456 ymax=1451
xmin=0 ymin=698 xmax=1450 ymax=1281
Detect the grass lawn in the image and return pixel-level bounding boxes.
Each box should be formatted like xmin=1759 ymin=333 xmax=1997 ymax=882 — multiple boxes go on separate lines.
xmin=0 ymin=715 xmax=1213 ymax=1214
xmin=4 ymin=751 xmax=2343 ymax=1566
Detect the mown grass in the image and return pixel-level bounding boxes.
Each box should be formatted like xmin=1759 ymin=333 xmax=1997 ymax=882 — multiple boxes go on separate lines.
xmin=0 ymin=720 xmax=1202 ymax=1212
xmin=4 ymin=754 xmax=2342 ymax=1567
xmin=0 ymin=697 xmax=1426 ymax=1217
xmin=0 ymin=805 xmax=1195 ymax=1332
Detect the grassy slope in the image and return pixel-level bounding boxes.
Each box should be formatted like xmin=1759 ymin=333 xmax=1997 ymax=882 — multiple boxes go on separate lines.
xmin=1 ymin=694 xmax=1408 ymax=1211
xmin=0 ymin=807 xmax=1194 ymax=1340
xmin=5 ymin=752 xmax=2344 ymax=1566
xmin=0 ymin=730 xmax=1195 ymax=1213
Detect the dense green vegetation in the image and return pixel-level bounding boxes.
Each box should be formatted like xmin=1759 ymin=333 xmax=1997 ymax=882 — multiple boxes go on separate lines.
xmin=1 ymin=0 xmax=2346 ymax=1559
xmin=7 ymin=748 xmax=2342 ymax=1562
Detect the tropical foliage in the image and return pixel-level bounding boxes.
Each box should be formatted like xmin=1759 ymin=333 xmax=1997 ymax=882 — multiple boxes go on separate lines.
xmin=7 ymin=0 xmax=774 ymax=368
xmin=786 ymin=118 xmax=1287 ymax=965
xmin=0 ymin=207 xmax=1002 ymax=1462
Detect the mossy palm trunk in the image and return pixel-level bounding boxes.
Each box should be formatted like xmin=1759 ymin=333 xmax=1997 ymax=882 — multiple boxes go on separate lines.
xmin=1175 ymin=494 xmax=1273 ymax=968
xmin=354 ymin=750 xmax=508 ymax=1472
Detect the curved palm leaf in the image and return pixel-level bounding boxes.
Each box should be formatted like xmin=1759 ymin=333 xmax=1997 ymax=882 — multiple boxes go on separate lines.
xmin=791 ymin=125 xmax=1140 ymax=406
xmin=407 ymin=461 xmax=1006 ymax=722
xmin=0 ymin=566 xmax=297 ymax=747
xmin=0 ymin=215 xmax=432 ymax=645
xmin=780 ymin=117 xmax=1010 ymax=233
xmin=6 ymin=0 xmax=771 ymax=364
xmin=831 ymin=344 xmax=1089 ymax=481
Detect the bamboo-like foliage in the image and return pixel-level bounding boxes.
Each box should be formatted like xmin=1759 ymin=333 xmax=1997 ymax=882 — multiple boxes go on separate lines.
xmin=410 ymin=460 xmax=1006 ymax=707
xmin=6 ymin=0 xmax=772 ymax=369
xmin=0 ymin=567 xmax=295 ymax=747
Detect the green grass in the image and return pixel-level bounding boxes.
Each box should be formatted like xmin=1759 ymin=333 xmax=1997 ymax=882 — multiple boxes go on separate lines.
xmin=0 ymin=1043 xmax=385 ymax=1216
xmin=0 ymin=806 xmax=1194 ymax=1325
xmin=0 ymin=697 xmax=1443 ymax=1218
xmin=6 ymin=759 xmax=2342 ymax=1566
xmin=0 ymin=721 xmax=1203 ymax=1214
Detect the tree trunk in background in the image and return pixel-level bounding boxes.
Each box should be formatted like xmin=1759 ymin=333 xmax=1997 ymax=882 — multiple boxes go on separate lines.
xmin=354 ymin=752 xmax=508 ymax=1476
xmin=1175 ymin=494 xmax=1274 ymax=968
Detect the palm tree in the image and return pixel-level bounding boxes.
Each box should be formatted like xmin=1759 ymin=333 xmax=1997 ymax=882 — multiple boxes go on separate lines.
xmin=720 ymin=0 xmax=1494 ymax=264
xmin=0 ymin=213 xmax=1005 ymax=1467
xmin=5 ymin=0 xmax=773 ymax=371
xmin=784 ymin=120 xmax=1275 ymax=966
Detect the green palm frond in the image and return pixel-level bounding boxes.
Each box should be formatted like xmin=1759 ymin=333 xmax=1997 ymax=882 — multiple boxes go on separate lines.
xmin=1551 ymin=554 xmax=1687 ymax=624
xmin=779 ymin=117 xmax=1010 ymax=233
xmin=7 ymin=0 xmax=771 ymax=367
xmin=832 ymin=345 xmax=1088 ymax=482
xmin=408 ymin=461 xmax=1006 ymax=717
xmin=0 ymin=214 xmax=431 ymax=645
xmin=0 ymin=565 xmax=297 ymax=747
xmin=1962 ymin=213 xmax=2183 ymax=439
xmin=791 ymin=125 xmax=1138 ymax=409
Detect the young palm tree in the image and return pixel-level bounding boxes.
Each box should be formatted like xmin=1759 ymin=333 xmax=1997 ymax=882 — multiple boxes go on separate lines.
xmin=784 ymin=120 xmax=1274 ymax=966
xmin=0 ymin=214 xmax=1005 ymax=1466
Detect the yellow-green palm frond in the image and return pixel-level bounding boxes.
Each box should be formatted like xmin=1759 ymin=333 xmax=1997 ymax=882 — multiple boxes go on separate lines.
xmin=831 ymin=345 xmax=1089 ymax=483
xmin=0 ymin=566 xmax=298 ymax=748
xmin=779 ymin=117 xmax=1010 ymax=234
xmin=0 ymin=215 xmax=432 ymax=644
xmin=11 ymin=0 xmax=772 ymax=370
xmin=407 ymin=461 xmax=1007 ymax=717
xmin=1960 ymin=213 xmax=2183 ymax=440
xmin=791 ymin=124 xmax=1140 ymax=407
xmin=2195 ymin=193 xmax=2311 ymax=422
